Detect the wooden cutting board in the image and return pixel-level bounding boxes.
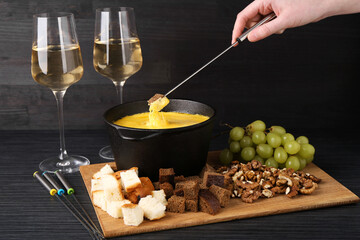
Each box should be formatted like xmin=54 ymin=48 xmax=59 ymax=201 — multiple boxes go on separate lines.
xmin=80 ymin=151 xmax=359 ymax=238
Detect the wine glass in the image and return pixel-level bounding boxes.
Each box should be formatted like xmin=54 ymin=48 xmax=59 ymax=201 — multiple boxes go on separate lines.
xmin=31 ymin=12 xmax=90 ymax=173
xmin=93 ymin=7 xmax=143 ymax=160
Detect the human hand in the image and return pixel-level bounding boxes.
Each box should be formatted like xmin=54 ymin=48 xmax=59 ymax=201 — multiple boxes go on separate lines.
xmin=232 ymin=0 xmax=332 ymax=43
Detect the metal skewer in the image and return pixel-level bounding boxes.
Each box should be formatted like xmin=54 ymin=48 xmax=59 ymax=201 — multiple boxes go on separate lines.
xmin=43 ymin=172 xmax=105 ymax=239
xmin=33 ymin=171 xmax=100 ymax=240
xmin=163 ymin=13 xmax=276 ymax=98
xmin=54 ymin=170 xmax=104 ymax=239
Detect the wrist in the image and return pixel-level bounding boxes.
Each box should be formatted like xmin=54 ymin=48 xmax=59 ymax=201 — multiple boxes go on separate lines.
xmin=322 ymin=0 xmax=360 ymax=18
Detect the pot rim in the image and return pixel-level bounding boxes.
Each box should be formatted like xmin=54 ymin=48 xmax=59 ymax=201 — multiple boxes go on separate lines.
xmin=103 ymin=98 xmax=216 ymax=133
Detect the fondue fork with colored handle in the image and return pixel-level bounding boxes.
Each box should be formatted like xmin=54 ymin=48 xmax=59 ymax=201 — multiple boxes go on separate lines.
xmin=148 ymin=13 xmax=276 ymax=104
xmin=43 ymin=171 xmax=105 ymax=239
xmin=54 ymin=171 xmax=105 ymax=239
xmin=33 ymin=171 xmax=101 ymax=240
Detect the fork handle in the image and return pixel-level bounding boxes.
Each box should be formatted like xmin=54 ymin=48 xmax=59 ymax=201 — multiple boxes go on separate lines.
xmin=236 ymin=12 xmax=277 ymax=43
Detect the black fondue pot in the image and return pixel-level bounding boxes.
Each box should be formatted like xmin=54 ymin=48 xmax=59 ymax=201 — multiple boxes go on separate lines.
xmin=104 ymin=99 xmax=215 ymax=181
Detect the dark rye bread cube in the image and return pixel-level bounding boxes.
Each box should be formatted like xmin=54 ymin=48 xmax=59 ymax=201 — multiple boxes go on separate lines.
xmin=167 ymin=195 xmax=185 ymax=213
xmin=174 ymin=188 xmax=184 ymax=196
xmin=203 ymin=171 xmax=225 ymax=188
xmin=199 ymin=189 xmax=221 ymax=215
xmin=199 ymin=163 xmax=216 ymax=178
xmin=183 ymin=180 xmax=199 ymax=200
xmin=160 ymin=182 xmax=173 ymax=198
xmin=225 ymin=183 xmax=234 ymax=193
xmin=185 ymin=199 xmax=198 ymax=212
xmin=184 ymin=175 xmax=202 ymax=184
xmin=175 ymin=181 xmax=186 ymax=190
xmin=159 ymin=168 xmax=175 ymax=186
xmin=174 ymin=175 xmax=186 ymax=184
xmin=153 ymin=181 xmax=160 ymax=190
xmin=209 ymin=184 xmax=231 ymax=207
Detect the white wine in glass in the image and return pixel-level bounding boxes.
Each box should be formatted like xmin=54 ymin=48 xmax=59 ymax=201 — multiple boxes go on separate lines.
xmin=31 ymin=12 xmax=90 ymax=173
xmin=32 ymin=44 xmax=83 ymax=90
xmin=93 ymin=38 xmax=142 ymax=82
xmin=93 ymin=7 xmax=143 ymax=160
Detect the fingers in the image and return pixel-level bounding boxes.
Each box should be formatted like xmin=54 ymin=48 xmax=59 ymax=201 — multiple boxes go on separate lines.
xmin=232 ymin=1 xmax=262 ymax=44
xmin=276 ymin=29 xmax=285 ymax=34
xmin=245 ymin=15 xmax=262 ymax=29
xmin=247 ymin=17 xmax=286 ymax=42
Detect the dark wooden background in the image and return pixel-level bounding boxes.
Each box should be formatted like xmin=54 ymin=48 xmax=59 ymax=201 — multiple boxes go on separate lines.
xmin=1 ymin=1 xmax=360 ymax=239
xmin=1 ymin=0 xmax=359 ymax=133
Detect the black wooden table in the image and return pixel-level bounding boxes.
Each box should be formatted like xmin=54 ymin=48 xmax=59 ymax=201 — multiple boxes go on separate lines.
xmin=1 ymin=129 xmax=359 ymax=240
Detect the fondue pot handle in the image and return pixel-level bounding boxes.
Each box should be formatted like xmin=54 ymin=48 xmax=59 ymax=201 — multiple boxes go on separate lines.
xmin=117 ymin=129 xmax=163 ymax=141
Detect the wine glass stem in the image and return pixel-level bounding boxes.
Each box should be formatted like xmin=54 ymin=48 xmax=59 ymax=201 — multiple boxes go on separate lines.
xmin=114 ymin=81 xmax=125 ymax=104
xmin=53 ymin=90 xmax=69 ymax=161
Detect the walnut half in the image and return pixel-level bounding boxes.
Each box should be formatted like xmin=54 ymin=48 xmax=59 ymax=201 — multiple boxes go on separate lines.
xmin=299 ymin=182 xmax=318 ymax=194
xmin=262 ymin=189 xmax=274 ymax=198
xmin=241 ymin=189 xmax=262 ymax=203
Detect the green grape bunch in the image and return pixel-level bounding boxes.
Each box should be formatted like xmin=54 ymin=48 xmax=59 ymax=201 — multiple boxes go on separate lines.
xmin=219 ymin=120 xmax=316 ymax=171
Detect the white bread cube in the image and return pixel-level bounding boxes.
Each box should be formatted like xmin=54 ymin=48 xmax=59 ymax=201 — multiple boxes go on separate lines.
xmin=104 ymin=188 xmax=124 ymax=202
xmin=120 ymin=169 xmax=142 ymax=192
xmin=93 ymin=164 xmax=114 ymax=179
xmin=92 ymin=190 xmax=107 ymax=211
xmin=151 ymin=190 xmax=168 ymax=206
xmin=138 ymin=195 xmax=166 ymax=220
xmin=129 ymin=167 xmax=138 ymax=176
xmin=102 ymin=175 xmax=124 ymax=201
xmin=115 ymin=167 xmax=139 ymax=181
xmin=122 ymin=203 xmax=144 ymax=226
xmin=106 ymin=200 xmax=131 ymax=218
xmin=102 ymin=174 xmax=121 ymax=189
xmin=91 ymin=179 xmax=103 ymax=193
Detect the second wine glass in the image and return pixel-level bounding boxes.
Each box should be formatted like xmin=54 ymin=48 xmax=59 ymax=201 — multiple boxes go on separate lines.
xmin=93 ymin=7 xmax=143 ymax=160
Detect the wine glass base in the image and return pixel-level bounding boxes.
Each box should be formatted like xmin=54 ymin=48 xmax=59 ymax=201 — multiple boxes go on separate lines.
xmin=99 ymin=145 xmax=114 ymax=161
xmin=39 ymin=155 xmax=90 ymax=174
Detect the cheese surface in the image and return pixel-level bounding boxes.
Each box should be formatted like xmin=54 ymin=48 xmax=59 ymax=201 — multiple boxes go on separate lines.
xmin=114 ymin=111 xmax=209 ymax=129
xmin=114 ymin=97 xmax=209 ymax=129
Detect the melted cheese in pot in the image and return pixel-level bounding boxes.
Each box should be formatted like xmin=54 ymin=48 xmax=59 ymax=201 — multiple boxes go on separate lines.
xmin=114 ymin=97 xmax=209 ymax=129
xmin=114 ymin=112 xmax=209 ymax=129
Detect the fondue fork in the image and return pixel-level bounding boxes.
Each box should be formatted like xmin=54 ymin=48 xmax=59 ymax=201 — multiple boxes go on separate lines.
xmin=42 ymin=171 xmax=105 ymax=240
xmin=148 ymin=13 xmax=276 ymax=104
xmin=33 ymin=171 xmax=101 ymax=240
xmin=52 ymin=171 xmax=105 ymax=239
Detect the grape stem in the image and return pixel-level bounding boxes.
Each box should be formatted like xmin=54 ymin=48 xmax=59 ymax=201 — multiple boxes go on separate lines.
xmin=219 ymin=122 xmax=235 ymax=129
